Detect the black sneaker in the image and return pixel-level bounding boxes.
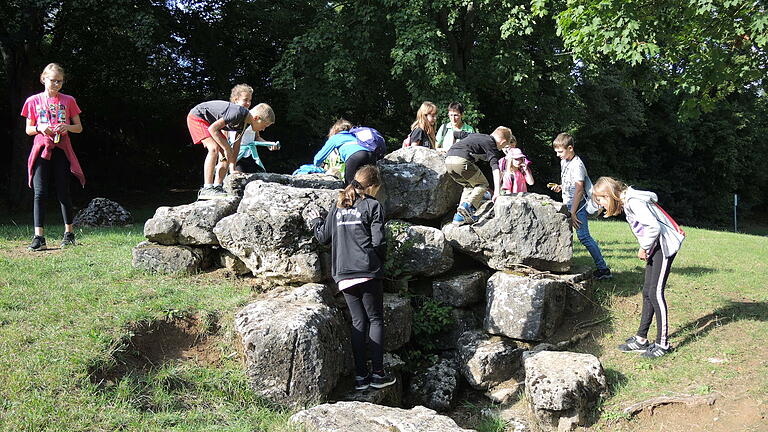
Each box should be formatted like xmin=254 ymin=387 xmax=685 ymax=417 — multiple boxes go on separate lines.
xmin=370 ymin=371 xmax=396 ymax=389
xmin=618 ymin=336 xmax=650 ymax=353
xmin=641 ymin=343 xmax=671 ymax=358
xmin=28 ymin=235 xmax=47 ymax=251
xmin=354 ymin=374 xmax=370 ymax=390
xmin=593 ymin=268 xmax=613 ymax=280
xmin=61 ymin=232 xmax=76 ymax=248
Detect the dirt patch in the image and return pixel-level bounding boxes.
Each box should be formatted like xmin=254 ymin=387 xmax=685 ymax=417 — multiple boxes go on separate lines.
xmin=612 ymin=396 xmax=767 ymax=431
xmin=0 ymin=244 xmax=65 ymax=259
xmin=89 ymin=315 xmax=222 ymax=386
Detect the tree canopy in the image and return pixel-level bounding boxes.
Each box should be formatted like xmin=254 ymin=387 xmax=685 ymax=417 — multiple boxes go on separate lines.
xmin=2 ymin=0 xmax=766 ymax=226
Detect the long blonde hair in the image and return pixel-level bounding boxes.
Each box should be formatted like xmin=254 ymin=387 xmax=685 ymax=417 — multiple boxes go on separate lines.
xmin=337 ymin=165 xmax=381 ymax=208
xmin=410 ymin=101 xmax=437 ymax=147
xmin=592 ymin=176 xmax=628 ymax=217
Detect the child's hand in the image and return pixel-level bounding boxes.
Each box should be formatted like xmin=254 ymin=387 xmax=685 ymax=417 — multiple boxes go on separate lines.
xmin=268 ymin=145 xmax=279 ymax=151
xmin=570 ymin=211 xmax=581 ymax=228
xmin=548 ymin=183 xmax=561 ymax=193
xmin=306 ymin=208 xmax=321 ymax=221
xmin=37 ymin=124 xmax=54 ymax=136
xmin=637 ymin=248 xmax=648 ymax=261
xmin=53 ymin=124 xmax=69 ymax=134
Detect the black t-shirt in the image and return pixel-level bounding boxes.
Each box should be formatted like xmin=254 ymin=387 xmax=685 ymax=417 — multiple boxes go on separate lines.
xmin=446 ymin=132 xmax=504 ymax=170
xmin=409 ymin=127 xmax=434 ymax=148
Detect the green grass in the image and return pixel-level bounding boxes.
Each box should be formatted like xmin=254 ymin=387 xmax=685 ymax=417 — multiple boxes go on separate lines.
xmin=0 ymin=214 xmax=766 ymax=431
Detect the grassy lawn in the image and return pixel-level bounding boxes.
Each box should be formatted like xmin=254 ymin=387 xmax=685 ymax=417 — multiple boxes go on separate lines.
xmin=1 ymin=211 xmax=766 ymax=431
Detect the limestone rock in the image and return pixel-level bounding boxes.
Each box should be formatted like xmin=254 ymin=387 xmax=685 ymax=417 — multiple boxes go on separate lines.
xmin=377 ymin=146 xmax=462 ymax=220
xmin=524 ymin=350 xmax=607 ymax=431
xmin=73 ymin=197 xmax=132 ymax=226
xmin=219 ymin=250 xmax=251 ymax=276
xmin=434 ymin=307 xmax=482 ymax=351
xmin=385 ymin=220 xmax=454 ymax=278
xmin=442 ymin=194 xmax=572 ymax=272
xmin=234 ymin=284 xmax=350 ymax=407
xmin=383 ymin=294 xmax=413 ymax=351
xmin=224 ymin=172 xmax=343 ymax=196
xmin=484 ymin=272 xmax=567 ymax=342
xmin=457 ymin=330 xmax=524 ymax=390
xmin=432 ymin=270 xmax=489 ymax=307
xmin=485 ymin=378 xmax=524 ymax=405
xmin=131 ymin=241 xmax=209 ymax=275
xmin=407 ymin=358 xmax=462 ymax=411
xmin=214 ymin=181 xmax=338 ymax=285
xmin=144 ymin=197 xmax=240 ymax=246
xmin=290 ymin=401 xmax=476 ymax=432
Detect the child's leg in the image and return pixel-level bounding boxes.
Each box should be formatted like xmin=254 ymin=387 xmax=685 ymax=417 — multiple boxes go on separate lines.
xmin=214 ymin=156 xmax=227 ymax=185
xmin=32 ymin=156 xmax=52 ymax=236
xmin=642 ymin=247 xmax=676 ymax=347
xmin=575 ymin=207 xmax=609 ymax=270
xmin=201 ymin=137 xmax=219 ymax=185
xmin=445 ymin=157 xmax=487 ymax=208
xmin=51 ymin=149 xmax=74 ymax=231
xmin=636 ymin=259 xmax=657 ymax=341
xmin=342 ymin=284 xmax=372 ymax=377
xmin=344 ymin=150 xmax=376 ymax=186
xmin=359 ymin=279 xmax=384 ymax=373
xmin=464 ymin=166 xmax=489 ymax=209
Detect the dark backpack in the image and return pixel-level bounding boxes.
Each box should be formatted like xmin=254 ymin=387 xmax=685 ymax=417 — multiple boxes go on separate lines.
xmin=350 ymin=126 xmax=386 ymax=159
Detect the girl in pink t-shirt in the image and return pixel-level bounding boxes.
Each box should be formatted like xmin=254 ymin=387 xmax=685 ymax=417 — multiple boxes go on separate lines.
xmin=499 ymin=147 xmax=535 ymax=194
xmin=20 ymin=63 xmax=84 ymax=251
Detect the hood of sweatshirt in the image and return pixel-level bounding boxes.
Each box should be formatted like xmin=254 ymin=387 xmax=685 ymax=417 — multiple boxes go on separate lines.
xmin=623 ymin=186 xmax=658 ymax=204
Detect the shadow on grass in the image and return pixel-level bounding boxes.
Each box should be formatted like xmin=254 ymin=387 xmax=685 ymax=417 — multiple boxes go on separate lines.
xmin=669 ymin=301 xmax=768 ymax=349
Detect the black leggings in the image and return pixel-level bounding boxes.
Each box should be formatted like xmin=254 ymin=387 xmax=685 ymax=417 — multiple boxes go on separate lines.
xmin=637 ymin=246 xmax=676 ymax=347
xmin=342 ymin=279 xmax=384 ymax=377
xmin=344 ymin=150 xmax=377 ymax=186
xmin=32 ymin=148 xmax=74 ymax=228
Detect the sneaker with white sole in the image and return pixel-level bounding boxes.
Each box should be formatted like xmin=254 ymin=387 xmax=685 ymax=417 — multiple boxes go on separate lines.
xmin=593 ymin=268 xmax=613 ymax=280
xmin=641 ymin=343 xmax=671 ymax=358
xmin=456 ymin=202 xmax=478 ymax=224
xmin=370 ymin=371 xmax=396 ymax=389
xmin=354 ymin=374 xmax=370 ymax=390
xmin=28 ymin=235 xmax=47 ymax=251
xmin=617 ymin=336 xmax=650 ymax=353
xmin=61 ymin=232 xmax=76 ymax=248
xmin=452 ymin=212 xmax=466 ymax=225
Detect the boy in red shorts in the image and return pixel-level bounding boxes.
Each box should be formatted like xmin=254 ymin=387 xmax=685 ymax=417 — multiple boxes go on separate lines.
xmin=187 ymin=100 xmax=274 ymax=199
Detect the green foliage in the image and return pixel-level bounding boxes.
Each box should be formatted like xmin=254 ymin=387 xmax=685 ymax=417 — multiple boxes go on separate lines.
xmin=383 ymin=220 xmax=415 ymax=280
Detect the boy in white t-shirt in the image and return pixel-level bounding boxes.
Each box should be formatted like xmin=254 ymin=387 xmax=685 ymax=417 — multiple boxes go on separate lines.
xmin=548 ymin=133 xmax=612 ymax=280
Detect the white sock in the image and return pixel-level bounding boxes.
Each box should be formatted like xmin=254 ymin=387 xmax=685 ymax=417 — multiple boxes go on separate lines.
xmin=204 ymin=183 xmax=213 ymax=188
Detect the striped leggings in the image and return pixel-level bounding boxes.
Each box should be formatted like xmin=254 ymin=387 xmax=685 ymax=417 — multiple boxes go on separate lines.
xmin=638 ymin=246 xmax=676 ymax=348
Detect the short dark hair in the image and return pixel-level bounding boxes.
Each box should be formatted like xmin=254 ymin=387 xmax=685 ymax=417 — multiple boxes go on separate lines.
xmin=448 ymin=102 xmax=464 ymax=114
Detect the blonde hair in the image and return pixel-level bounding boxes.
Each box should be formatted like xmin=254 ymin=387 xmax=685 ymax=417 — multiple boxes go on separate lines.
xmin=592 ymin=176 xmax=628 ymax=217
xmin=40 ymin=63 xmax=65 ymax=84
xmin=410 ymin=101 xmax=437 ymax=148
xmin=328 ymin=118 xmax=353 ymax=138
xmin=492 ymin=126 xmax=516 ymax=148
xmin=230 ymin=84 xmax=253 ymax=102
xmin=250 ymin=103 xmax=275 ymax=124
xmin=337 ymin=165 xmax=381 ymax=208
xmin=552 ymin=132 xmax=574 ymax=149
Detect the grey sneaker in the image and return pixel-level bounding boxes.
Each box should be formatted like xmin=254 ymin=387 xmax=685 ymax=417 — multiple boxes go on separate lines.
xmin=618 ymin=336 xmax=651 ymax=353
xmin=197 ymin=186 xmax=215 ymax=200
xmin=641 ymin=343 xmax=671 ymax=358
xmin=370 ymin=371 xmax=396 ymax=389
xmin=207 ymin=185 xmax=229 ymax=199
xmin=61 ymin=232 xmax=76 ymax=248
xmin=354 ymin=374 xmax=370 ymax=390
xmin=593 ymin=268 xmax=613 ymax=280
xmin=28 ymin=235 xmax=47 ymax=251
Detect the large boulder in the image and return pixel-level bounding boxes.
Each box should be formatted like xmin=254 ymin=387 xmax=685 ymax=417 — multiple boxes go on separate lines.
xmin=407 ymin=358 xmax=462 ymax=411
xmin=484 ymin=272 xmax=567 ymax=342
xmin=290 ymin=401 xmax=476 ymax=432
xmin=385 ymin=220 xmax=454 ymax=278
xmin=214 ymin=181 xmax=338 ymax=284
xmin=442 ymin=194 xmax=572 ymax=272
xmin=131 ymin=241 xmax=211 ymax=275
xmin=143 ymin=197 xmax=240 ymax=246
xmin=432 ymin=270 xmax=489 ymax=307
xmin=224 ymin=172 xmax=343 ymax=196
xmin=383 ymin=294 xmax=413 ymax=351
xmin=457 ymin=330 xmax=524 ymax=390
xmin=234 ymin=284 xmax=350 ymax=408
xmin=434 ymin=307 xmax=482 ymax=351
xmin=524 ymin=350 xmax=608 ymax=431
xmin=377 ymin=146 xmax=462 ymax=220
xmin=73 ymin=197 xmax=132 ymax=227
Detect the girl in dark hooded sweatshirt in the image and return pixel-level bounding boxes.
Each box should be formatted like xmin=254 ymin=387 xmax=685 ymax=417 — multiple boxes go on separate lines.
xmin=308 ymin=165 xmax=396 ymax=390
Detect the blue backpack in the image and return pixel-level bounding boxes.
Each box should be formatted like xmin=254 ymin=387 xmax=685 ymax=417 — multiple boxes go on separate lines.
xmin=350 ymin=126 xmax=386 ymax=159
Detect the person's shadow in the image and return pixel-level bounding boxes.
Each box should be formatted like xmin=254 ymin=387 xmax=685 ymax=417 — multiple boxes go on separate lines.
xmin=670 ymin=301 xmax=768 ymax=349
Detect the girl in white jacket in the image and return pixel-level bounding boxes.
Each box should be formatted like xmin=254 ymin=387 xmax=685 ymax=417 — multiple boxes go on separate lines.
xmin=592 ymin=177 xmax=686 ymax=358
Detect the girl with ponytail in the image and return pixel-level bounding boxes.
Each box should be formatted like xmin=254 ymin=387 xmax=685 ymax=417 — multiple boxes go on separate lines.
xmin=308 ymin=165 xmax=396 ymax=390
